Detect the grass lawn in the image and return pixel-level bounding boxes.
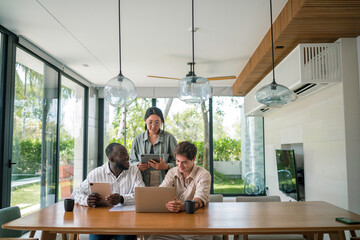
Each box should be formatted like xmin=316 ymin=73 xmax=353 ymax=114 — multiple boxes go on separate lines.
xmin=11 ymin=183 xmax=40 ymax=206
xmin=11 ymin=183 xmax=41 ymax=212
xmin=213 ymin=170 xmax=245 ymax=194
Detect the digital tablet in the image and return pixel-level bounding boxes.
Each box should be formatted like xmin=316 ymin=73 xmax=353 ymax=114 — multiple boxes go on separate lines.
xmin=89 ymin=182 xmax=112 ymax=204
xmin=141 ymin=154 xmax=161 ymax=163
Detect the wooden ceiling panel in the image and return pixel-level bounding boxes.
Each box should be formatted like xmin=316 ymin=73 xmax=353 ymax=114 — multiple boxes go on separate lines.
xmin=233 ymin=0 xmax=360 ymax=96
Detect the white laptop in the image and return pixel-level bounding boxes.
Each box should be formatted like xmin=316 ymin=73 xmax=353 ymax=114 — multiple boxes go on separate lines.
xmin=135 ymin=187 xmax=175 ymax=213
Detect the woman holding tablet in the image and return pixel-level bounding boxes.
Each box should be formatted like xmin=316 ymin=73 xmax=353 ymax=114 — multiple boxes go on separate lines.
xmin=130 ymin=107 xmax=177 ymax=186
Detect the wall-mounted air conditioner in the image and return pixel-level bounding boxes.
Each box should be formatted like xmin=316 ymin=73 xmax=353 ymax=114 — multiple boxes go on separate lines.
xmin=244 ymin=43 xmax=342 ymax=116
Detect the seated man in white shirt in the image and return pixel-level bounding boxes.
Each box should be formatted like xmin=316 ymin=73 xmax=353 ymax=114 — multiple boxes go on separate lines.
xmin=145 ymin=141 xmax=212 ymax=240
xmin=71 ymin=143 xmax=145 ymax=240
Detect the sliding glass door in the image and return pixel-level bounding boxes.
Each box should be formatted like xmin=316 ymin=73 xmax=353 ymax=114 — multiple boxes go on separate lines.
xmin=11 ymin=48 xmax=58 ymax=215
xmin=59 ymin=75 xmax=85 ymax=200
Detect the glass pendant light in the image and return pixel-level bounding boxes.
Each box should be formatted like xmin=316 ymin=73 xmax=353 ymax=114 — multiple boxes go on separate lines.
xmin=178 ymin=0 xmax=210 ymax=104
xmin=255 ymin=0 xmax=292 ymax=106
xmin=104 ymin=0 xmax=136 ymax=108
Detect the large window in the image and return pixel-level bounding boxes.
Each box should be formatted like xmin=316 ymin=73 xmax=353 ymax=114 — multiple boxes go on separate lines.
xmin=11 ymin=48 xmax=58 ymax=215
xmin=212 ymin=97 xmax=243 ymax=194
xmin=59 ymin=75 xmax=85 ymax=200
xmin=0 ymin=33 xmax=3 ymax=80
xmin=103 ymin=96 xmax=265 ymax=195
xmin=104 ymin=98 xmax=152 ymax=158
xmin=0 ymin=33 xmax=4 ymax=131
xmin=241 ymin=116 xmax=265 ymax=195
xmin=0 ymin=28 xmax=90 ymax=211
xmin=157 ymin=98 xmax=209 ymax=167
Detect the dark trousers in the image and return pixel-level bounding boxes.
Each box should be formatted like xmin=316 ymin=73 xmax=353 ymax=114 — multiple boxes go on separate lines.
xmin=89 ymin=234 xmax=136 ymax=240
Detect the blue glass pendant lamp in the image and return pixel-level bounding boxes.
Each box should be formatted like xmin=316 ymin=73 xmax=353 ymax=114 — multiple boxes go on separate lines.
xmin=178 ymin=0 xmax=210 ymax=104
xmin=104 ymin=0 xmax=136 ymax=108
xmin=255 ymin=0 xmax=292 ymax=106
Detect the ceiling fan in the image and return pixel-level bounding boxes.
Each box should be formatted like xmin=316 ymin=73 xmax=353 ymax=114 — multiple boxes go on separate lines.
xmin=147 ymin=62 xmax=236 ymax=81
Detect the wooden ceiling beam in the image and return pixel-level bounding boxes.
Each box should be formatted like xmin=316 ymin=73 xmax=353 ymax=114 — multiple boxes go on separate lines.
xmin=233 ymin=0 xmax=360 ymax=96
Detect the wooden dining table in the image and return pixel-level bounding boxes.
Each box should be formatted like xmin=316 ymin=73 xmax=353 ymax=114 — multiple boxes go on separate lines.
xmin=2 ymin=201 xmax=360 ymax=240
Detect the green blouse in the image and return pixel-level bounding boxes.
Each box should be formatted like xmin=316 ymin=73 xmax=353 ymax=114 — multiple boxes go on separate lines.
xmin=130 ymin=130 xmax=177 ymax=186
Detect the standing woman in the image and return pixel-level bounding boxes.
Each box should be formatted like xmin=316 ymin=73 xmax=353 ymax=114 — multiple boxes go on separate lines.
xmin=130 ymin=107 xmax=177 ymax=186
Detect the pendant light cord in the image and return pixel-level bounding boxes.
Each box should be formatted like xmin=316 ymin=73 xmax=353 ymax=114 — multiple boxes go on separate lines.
xmin=118 ymin=0 xmax=122 ymax=76
xmin=191 ymin=0 xmax=195 ymax=75
xmin=270 ymin=0 xmax=275 ymax=84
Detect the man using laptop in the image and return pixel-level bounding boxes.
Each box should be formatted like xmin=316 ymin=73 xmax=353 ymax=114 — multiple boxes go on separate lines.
xmin=71 ymin=143 xmax=145 ymax=240
xmin=145 ymin=141 xmax=212 ymax=240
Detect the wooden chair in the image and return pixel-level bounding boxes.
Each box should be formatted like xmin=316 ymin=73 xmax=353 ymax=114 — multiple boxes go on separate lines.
xmin=209 ymin=194 xmax=224 ymax=203
xmin=62 ymin=234 xmax=79 ymax=240
xmin=235 ymin=196 xmax=280 ymax=202
xmin=350 ymin=229 xmax=359 ymax=239
xmin=234 ymin=196 xmax=306 ymax=240
xmin=0 ymin=206 xmax=37 ymax=240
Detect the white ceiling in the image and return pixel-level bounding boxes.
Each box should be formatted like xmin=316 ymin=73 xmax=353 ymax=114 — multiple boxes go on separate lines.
xmin=0 ymin=0 xmax=287 ymax=88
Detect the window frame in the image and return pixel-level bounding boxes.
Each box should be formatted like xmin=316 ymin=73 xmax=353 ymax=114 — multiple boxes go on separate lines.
xmin=0 ymin=26 xmax=90 ymax=208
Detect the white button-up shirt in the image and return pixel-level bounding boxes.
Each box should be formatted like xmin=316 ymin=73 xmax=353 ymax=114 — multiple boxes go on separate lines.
xmin=71 ymin=163 xmax=145 ymax=206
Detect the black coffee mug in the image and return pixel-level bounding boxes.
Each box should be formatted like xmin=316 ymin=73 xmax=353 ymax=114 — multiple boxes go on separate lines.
xmin=185 ymin=200 xmax=200 ymax=214
xmin=64 ymin=198 xmax=75 ymax=212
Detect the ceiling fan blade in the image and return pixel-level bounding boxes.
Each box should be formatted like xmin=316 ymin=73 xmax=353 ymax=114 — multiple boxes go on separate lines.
xmin=207 ymin=76 xmax=237 ymax=81
xmin=147 ymin=75 xmax=181 ymax=80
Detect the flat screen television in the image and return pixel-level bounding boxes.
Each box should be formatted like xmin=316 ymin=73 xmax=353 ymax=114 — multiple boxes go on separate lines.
xmin=275 ymin=149 xmax=299 ymax=200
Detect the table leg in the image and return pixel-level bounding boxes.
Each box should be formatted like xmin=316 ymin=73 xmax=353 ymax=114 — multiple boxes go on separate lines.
xmin=316 ymin=232 xmax=324 ymax=240
xmin=29 ymin=230 xmax=36 ymax=238
xmin=40 ymin=231 xmax=57 ymax=240
xmin=329 ymin=231 xmax=346 ymax=240
xmin=304 ymin=233 xmax=315 ymax=240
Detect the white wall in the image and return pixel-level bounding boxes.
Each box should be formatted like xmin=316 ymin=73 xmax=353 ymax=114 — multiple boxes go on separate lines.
xmin=358 ymin=36 xmax=360 ymax=96
xmin=265 ymin=83 xmax=348 ymax=206
xmin=341 ymin=38 xmax=360 ymax=215
xmin=263 ymin=38 xmax=360 ymax=214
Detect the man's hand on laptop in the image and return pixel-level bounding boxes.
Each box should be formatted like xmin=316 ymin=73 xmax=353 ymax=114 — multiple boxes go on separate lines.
xmin=148 ymin=158 xmax=169 ymax=170
xmin=165 ymin=198 xmax=185 ymax=213
xmin=87 ymin=193 xmax=102 ymax=207
xmin=105 ymin=193 xmax=124 ymax=205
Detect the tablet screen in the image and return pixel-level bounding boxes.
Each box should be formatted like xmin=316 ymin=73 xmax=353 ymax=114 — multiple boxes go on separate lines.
xmin=141 ymin=154 xmax=161 ymax=163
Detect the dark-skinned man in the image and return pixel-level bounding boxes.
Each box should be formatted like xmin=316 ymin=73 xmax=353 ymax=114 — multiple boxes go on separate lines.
xmin=71 ymin=143 xmax=145 ymax=240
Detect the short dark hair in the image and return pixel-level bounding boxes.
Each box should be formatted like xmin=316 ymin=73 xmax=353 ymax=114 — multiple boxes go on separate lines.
xmin=174 ymin=141 xmax=197 ymax=160
xmin=105 ymin=143 xmax=123 ymax=158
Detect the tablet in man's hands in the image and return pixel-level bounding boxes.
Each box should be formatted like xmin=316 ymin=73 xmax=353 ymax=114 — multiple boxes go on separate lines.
xmin=89 ymin=182 xmax=111 ymax=204
xmin=141 ymin=154 xmax=160 ymax=163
